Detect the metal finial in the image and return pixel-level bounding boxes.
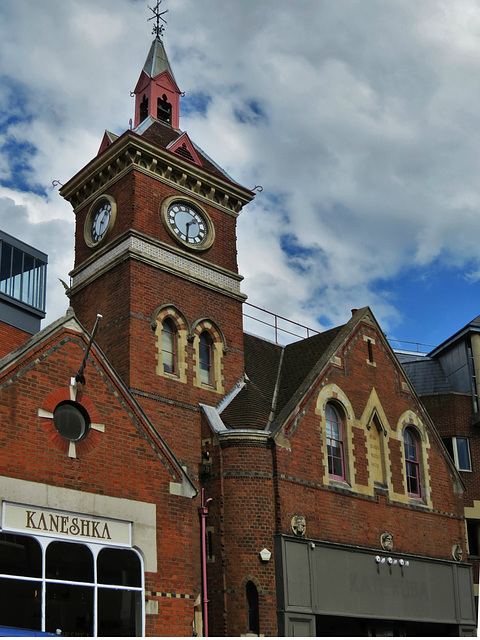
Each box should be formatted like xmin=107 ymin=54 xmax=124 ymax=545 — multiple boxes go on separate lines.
xmin=148 ymin=0 xmax=168 ymax=38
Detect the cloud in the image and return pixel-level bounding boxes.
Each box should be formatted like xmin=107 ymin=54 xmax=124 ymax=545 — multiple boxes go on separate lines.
xmin=1 ymin=0 xmax=480 ymax=344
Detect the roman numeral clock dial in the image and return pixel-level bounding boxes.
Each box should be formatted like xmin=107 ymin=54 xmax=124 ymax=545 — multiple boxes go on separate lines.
xmin=84 ymin=195 xmax=117 ymax=248
xmin=162 ymin=198 xmax=214 ymax=251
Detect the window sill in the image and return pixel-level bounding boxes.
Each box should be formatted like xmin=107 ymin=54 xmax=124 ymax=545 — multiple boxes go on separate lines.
xmin=408 ymin=496 xmax=429 ymax=508
xmin=328 ymin=478 xmax=352 ymax=491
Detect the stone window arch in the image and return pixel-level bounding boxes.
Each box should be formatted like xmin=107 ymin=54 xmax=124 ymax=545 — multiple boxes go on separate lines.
xmin=191 ymin=318 xmax=226 ymax=394
xmin=316 ymin=385 xmax=355 ymax=487
xmin=152 ymin=305 xmax=188 ymax=383
xmin=403 ymin=426 xmax=422 ymax=498
xmin=325 ymin=401 xmax=346 ymax=481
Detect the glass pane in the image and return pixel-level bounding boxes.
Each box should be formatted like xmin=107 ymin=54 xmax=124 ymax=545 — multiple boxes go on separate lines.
xmin=98 ymin=588 xmax=142 ymax=637
xmin=0 ymin=242 xmax=12 ymax=293
xmin=98 ymin=548 xmax=141 ymax=587
xmin=11 ymin=247 xmax=23 ymax=300
xmin=46 ymin=582 xmax=94 ymax=637
xmin=456 ymin=438 xmax=471 ymax=470
xmin=0 ymin=577 xmax=42 ymax=631
xmin=22 ymin=253 xmax=34 ymax=305
xmin=46 ymin=541 xmax=94 ymax=583
xmin=0 ymin=533 xmax=42 ymax=578
xmin=442 ymin=437 xmax=454 ymax=460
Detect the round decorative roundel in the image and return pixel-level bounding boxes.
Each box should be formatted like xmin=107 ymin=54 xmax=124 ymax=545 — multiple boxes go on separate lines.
xmin=53 ymin=401 xmax=90 ymax=442
xmin=84 ymin=194 xmax=117 ymax=248
xmin=162 ymin=197 xmax=214 ymax=251
xmin=39 ymin=387 xmax=105 ymax=459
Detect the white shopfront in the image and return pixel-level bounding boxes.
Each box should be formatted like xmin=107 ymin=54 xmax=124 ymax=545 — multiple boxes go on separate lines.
xmin=0 ymin=479 xmax=157 ymax=637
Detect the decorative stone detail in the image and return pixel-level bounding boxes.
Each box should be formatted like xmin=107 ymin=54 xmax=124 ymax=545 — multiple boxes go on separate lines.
xmin=291 ymin=515 xmax=306 ymax=537
xmin=380 ymin=530 xmax=394 ymax=551
xmin=71 ymin=234 xmax=245 ymax=300
xmin=61 ymin=137 xmax=251 ymax=218
xmin=452 ymin=544 xmax=463 ymax=562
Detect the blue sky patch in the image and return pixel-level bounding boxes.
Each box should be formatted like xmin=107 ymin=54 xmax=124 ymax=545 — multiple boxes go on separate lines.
xmin=234 ymin=99 xmax=266 ymax=125
xmin=181 ymin=91 xmax=211 ymax=116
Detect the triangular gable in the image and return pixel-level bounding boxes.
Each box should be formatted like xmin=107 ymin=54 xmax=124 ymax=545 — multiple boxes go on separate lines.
xmin=98 ymin=130 xmax=119 ymax=156
xmin=134 ymin=68 xmax=180 ymax=97
xmin=168 ymin=132 xmax=203 ymax=166
xmin=0 ymin=309 xmax=196 ymax=498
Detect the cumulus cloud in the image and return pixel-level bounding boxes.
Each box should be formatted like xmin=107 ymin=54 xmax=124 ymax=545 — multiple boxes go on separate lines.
xmin=1 ymin=0 xmax=480 ymax=344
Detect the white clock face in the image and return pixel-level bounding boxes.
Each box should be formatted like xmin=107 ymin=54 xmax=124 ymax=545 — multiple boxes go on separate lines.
xmin=167 ymin=203 xmax=208 ymax=246
xmin=91 ymin=202 xmax=112 ymax=244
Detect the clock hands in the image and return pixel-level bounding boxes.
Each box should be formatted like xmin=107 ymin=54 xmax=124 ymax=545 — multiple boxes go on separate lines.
xmin=185 ymin=218 xmax=198 ymax=241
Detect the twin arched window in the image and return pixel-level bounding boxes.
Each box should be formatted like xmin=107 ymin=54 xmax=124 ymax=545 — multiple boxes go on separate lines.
xmin=326 ymin=403 xmax=345 ymax=481
xmin=157 ymin=313 xmax=220 ymax=390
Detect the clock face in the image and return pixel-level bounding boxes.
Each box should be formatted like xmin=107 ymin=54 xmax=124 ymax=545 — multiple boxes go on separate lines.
xmin=166 ymin=201 xmax=212 ymax=248
xmin=91 ymin=202 xmax=112 ymax=244
xmin=84 ymin=195 xmax=117 ymax=248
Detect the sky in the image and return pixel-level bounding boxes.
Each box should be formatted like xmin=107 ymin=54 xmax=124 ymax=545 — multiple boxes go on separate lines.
xmin=2 ymin=0 xmax=480 ymax=351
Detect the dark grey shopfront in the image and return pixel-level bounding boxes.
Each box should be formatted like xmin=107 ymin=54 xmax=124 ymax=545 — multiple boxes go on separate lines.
xmin=275 ymin=536 xmax=476 ymax=636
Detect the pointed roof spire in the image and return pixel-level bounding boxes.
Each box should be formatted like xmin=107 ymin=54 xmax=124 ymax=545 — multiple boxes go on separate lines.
xmin=133 ymin=1 xmax=180 ymax=129
xmin=142 ymin=37 xmax=177 ymax=86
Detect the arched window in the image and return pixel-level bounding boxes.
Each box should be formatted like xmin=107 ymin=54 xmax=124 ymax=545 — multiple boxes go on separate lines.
xmin=246 ymin=581 xmax=259 ymax=635
xmin=139 ymin=94 xmax=148 ymax=122
xmin=404 ymin=428 xmax=421 ymax=497
xmin=199 ymin=331 xmax=213 ymax=385
xmin=326 ymin=403 xmax=345 ymax=480
xmin=161 ymin=318 xmax=177 ymax=375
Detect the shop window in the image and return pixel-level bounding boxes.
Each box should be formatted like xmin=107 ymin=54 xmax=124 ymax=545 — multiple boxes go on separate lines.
xmin=199 ymin=331 xmax=213 ymax=385
xmin=0 ymin=534 xmax=143 ymax=636
xmin=246 ymin=581 xmax=259 ymax=635
xmin=404 ymin=427 xmax=421 ymax=497
xmin=442 ymin=436 xmax=472 ymax=471
xmin=46 ymin=541 xmax=94 ymax=582
xmin=326 ymin=403 xmax=345 ymax=481
xmin=161 ymin=317 xmax=177 ymax=375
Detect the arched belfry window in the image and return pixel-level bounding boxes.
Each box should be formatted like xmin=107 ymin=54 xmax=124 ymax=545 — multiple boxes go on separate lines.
xmin=157 ymin=94 xmax=172 ymax=124
xmin=199 ymin=331 xmax=213 ymax=385
xmin=139 ymin=94 xmax=149 ymax=123
xmin=326 ymin=403 xmax=345 ymax=481
xmin=246 ymin=581 xmax=259 ymax=635
xmin=404 ymin=427 xmax=421 ymax=497
xmin=161 ymin=317 xmax=177 ymax=375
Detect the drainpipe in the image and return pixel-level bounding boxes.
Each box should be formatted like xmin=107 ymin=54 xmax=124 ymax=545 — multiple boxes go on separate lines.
xmin=199 ymin=489 xmax=212 ymax=637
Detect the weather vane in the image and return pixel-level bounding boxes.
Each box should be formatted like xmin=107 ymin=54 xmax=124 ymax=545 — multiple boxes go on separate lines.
xmin=148 ymin=0 xmax=168 ymax=38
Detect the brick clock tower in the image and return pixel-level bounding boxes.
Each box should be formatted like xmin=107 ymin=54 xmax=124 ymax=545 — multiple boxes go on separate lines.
xmin=59 ymin=33 xmax=254 ymax=467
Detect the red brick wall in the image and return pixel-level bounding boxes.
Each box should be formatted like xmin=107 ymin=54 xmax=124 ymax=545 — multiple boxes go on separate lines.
xmin=0 ymin=326 xmax=201 ymax=637
xmin=73 ymin=170 xmax=240 ymax=274
xmin=0 ymin=320 xmax=32 ymax=359
xmin=202 ymin=322 xmax=467 ymax=637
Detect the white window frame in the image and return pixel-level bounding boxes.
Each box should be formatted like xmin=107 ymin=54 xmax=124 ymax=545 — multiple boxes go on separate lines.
xmin=0 ymin=532 xmax=145 ymax=636
xmin=444 ymin=436 xmax=472 ymax=471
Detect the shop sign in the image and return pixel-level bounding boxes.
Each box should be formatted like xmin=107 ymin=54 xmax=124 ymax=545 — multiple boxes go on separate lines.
xmin=2 ymin=502 xmax=131 ymax=546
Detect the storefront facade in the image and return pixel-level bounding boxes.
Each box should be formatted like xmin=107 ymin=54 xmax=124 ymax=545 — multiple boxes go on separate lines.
xmin=0 ymin=478 xmax=157 ymax=636
xmin=275 ymin=536 xmax=477 ymax=637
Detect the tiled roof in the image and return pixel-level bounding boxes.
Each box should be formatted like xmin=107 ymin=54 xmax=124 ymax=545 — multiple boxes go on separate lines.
xmin=400 ymin=357 xmax=452 ymax=395
xmin=275 ymin=326 xmax=344 ymax=416
xmin=221 ymin=326 xmax=345 ymax=431
xmin=220 ymin=334 xmax=282 ymax=430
